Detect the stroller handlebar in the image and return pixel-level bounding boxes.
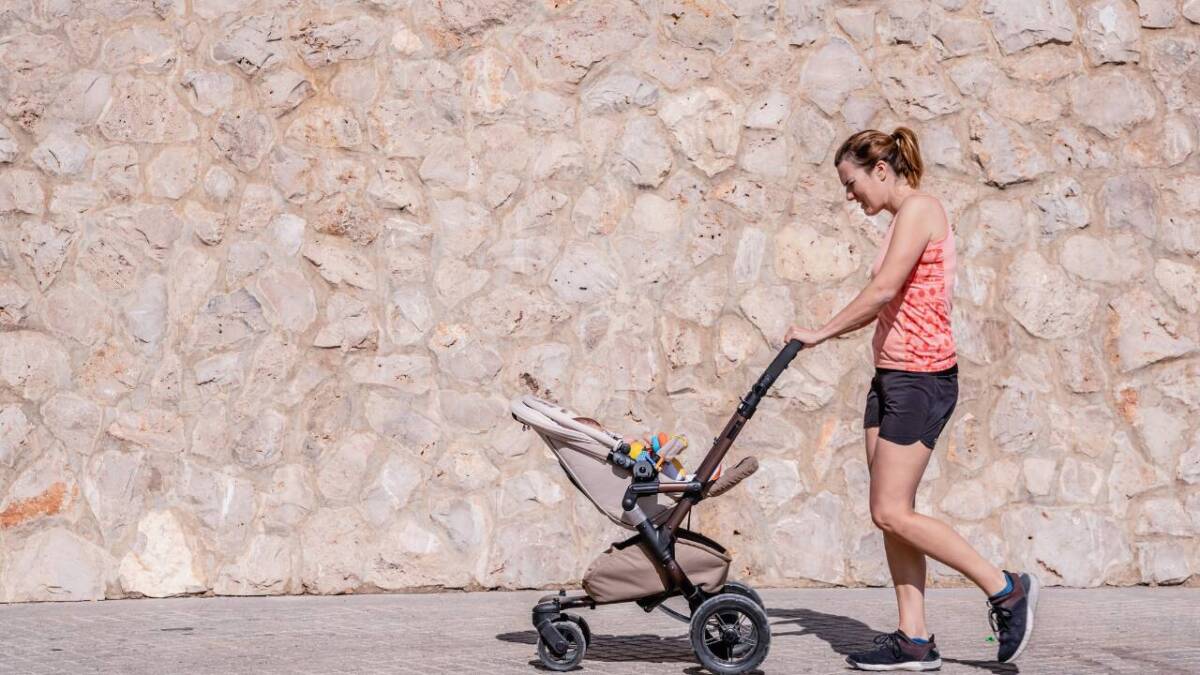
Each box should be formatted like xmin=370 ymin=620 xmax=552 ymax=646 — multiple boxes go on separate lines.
xmin=737 ymin=339 xmax=804 ymax=419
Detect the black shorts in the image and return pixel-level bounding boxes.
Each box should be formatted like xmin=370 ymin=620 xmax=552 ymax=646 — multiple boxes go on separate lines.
xmin=863 ymin=365 xmax=958 ymax=450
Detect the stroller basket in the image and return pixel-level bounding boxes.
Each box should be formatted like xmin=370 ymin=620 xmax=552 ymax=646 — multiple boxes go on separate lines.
xmin=584 ymin=529 xmax=730 ymax=604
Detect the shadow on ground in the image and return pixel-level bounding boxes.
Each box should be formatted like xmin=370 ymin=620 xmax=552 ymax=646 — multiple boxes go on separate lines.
xmin=497 ymin=605 xmax=1015 ymax=673
xmin=768 ymin=607 xmax=1018 ymax=674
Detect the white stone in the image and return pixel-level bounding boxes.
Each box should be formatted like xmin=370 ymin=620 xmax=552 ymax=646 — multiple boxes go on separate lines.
xmin=1135 ymin=497 xmax=1192 ymax=536
xmin=2 ymin=528 xmax=109 ymax=602
xmin=1061 ymin=234 xmax=1142 ymax=283
xmin=1136 ymin=542 xmax=1192 ymax=585
xmin=118 ymin=510 xmax=206 ymax=598
xmin=1002 ymin=507 xmax=1130 ymax=586
xmin=32 ymin=130 xmax=92 ymax=177
xmin=774 ymin=492 xmax=846 ymax=584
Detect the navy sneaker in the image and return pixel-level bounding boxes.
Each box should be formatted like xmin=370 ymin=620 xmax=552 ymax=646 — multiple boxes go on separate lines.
xmin=987 ymin=570 xmax=1040 ymax=663
xmin=846 ymin=630 xmax=942 ymax=671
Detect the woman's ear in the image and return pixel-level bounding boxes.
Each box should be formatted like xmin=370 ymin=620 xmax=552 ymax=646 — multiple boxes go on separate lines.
xmin=875 ymin=160 xmax=888 ymax=181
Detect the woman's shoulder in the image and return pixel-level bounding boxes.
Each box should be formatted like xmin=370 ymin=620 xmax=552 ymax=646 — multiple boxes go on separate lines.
xmin=897 ymin=192 xmax=944 ymax=216
xmin=896 ymin=192 xmax=949 ymax=238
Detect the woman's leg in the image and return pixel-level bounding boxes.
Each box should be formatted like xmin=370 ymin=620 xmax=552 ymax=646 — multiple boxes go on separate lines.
xmin=866 ymin=428 xmax=929 ymax=639
xmin=869 ymin=436 xmax=1008 ymax=595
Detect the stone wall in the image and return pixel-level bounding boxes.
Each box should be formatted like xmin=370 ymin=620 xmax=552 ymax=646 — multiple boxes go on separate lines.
xmin=0 ymin=0 xmax=1197 ymax=602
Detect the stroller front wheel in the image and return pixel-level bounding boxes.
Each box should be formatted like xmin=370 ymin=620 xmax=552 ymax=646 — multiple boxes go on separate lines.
xmin=689 ymin=594 xmax=771 ymax=675
xmin=559 ymin=613 xmax=592 ymax=646
xmin=536 ymin=620 xmax=586 ymax=671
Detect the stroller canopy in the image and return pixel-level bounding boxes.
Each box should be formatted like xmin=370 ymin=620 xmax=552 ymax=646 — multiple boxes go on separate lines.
xmin=511 ymin=395 xmax=676 ymax=529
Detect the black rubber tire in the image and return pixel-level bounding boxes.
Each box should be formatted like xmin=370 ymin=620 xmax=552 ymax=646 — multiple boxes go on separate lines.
xmin=689 ymin=594 xmax=771 ymax=675
xmin=561 ymin=613 xmax=592 ymax=647
xmin=721 ymin=580 xmax=765 ymax=609
xmin=536 ymin=620 xmax=586 ymax=671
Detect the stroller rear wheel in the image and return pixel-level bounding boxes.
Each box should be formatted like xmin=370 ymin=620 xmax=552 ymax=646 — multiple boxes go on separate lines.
xmin=689 ymin=594 xmax=770 ymax=675
xmin=536 ymin=620 xmax=586 ymax=671
xmin=721 ymin=580 xmax=764 ymax=609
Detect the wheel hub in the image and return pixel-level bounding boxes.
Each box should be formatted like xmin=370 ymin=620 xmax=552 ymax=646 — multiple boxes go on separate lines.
xmin=721 ymin=627 xmax=741 ymax=645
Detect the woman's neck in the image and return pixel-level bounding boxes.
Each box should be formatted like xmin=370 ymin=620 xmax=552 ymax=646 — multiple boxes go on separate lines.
xmin=883 ymin=183 xmax=918 ymax=215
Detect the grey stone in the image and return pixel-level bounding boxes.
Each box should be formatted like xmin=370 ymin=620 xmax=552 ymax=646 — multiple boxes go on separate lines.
xmin=783 ymin=0 xmax=832 ymax=46
xmin=879 ymin=1 xmax=931 ymax=45
xmin=662 ymin=0 xmax=736 ymax=53
xmin=934 ymin=17 xmax=991 ymax=58
xmin=1155 ymin=258 xmax=1200 ymax=313
xmin=876 ymin=54 xmax=961 ymax=120
xmin=0 ymin=331 xmax=71 ymax=401
xmin=1070 ymin=71 xmax=1158 ymax=138
xmin=258 ymin=69 xmax=314 ymax=118
xmin=1032 ymin=177 xmax=1090 ymax=235
xmin=1100 ymin=174 xmax=1157 ymax=236
xmin=1108 ymin=288 xmax=1196 ymax=372
xmin=801 ymin=39 xmax=873 ymax=116
xmin=211 ymin=14 xmax=287 ymax=76
xmin=212 ymin=110 xmax=274 ymax=173
xmin=1136 ymin=0 xmax=1181 ymax=27
xmin=982 ymin=0 xmax=1078 ymax=54
xmin=1082 ymin=0 xmax=1143 ymax=64
xmin=614 ymin=116 xmax=673 ymax=187
xmin=292 ymin=15 xmax=382 ymax=68
xmin=969 ymin=112 xmax=1051 ymax=187
xmin=517 ymin=0 xmax=649 ymax=84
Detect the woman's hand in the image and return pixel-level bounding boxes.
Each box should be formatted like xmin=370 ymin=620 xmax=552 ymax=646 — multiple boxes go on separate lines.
xmin=783 ymin=325 xmax=824 ymax=348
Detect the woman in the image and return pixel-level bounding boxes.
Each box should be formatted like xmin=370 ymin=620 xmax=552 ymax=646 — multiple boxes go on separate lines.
xmin=784 ymin=128 xmax=1039 ymax=670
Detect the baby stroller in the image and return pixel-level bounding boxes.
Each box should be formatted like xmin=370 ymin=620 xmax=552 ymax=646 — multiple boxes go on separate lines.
xmin=510 ymin=340 xmax=805 ymax=674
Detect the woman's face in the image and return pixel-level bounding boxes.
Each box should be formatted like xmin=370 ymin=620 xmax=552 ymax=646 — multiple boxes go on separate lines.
xmin=836 ymin=159 xmax=887 ymax=216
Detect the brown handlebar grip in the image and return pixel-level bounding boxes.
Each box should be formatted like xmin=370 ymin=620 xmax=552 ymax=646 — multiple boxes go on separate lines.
xmin=704 ymin=456 xmax=759 ymax=498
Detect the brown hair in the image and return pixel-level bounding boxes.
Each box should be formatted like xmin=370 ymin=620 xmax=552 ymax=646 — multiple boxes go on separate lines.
xmin=833 ymin=127 xmax=924 ymax=188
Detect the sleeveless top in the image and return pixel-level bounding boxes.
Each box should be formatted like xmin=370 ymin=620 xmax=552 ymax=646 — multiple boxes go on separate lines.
xmin=870 ymin=218 xmax=957 ymax=372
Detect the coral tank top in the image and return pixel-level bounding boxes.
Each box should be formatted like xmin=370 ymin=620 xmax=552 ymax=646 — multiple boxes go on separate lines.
xmin=870 ymin=219 xmax=957 ymax=372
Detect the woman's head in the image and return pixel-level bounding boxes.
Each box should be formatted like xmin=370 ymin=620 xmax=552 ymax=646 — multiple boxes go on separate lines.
xmin=833 ymin=128 xmax=924 ymax=216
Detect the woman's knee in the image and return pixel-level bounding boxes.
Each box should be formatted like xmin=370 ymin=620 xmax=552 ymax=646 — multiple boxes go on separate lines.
xmin=870 ymin=503 xmax=912 ymax=535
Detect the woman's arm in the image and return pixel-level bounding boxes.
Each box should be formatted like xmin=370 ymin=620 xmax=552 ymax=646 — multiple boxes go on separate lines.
xmin=785 ymin=197 xmax=939 ymax=347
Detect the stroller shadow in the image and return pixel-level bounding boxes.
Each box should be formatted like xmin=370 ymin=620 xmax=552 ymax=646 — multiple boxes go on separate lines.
xmin=495 ymin=629 xmax=765 ymax=674
xmin=768 ymin=607 xmax=1018 ymax=674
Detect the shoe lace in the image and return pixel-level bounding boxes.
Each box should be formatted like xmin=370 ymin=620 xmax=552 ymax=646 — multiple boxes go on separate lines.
xmin=988 ymin=602 xmax=1013 ymax=636
xmin=872 ymin=632 xmax=903 ymax=660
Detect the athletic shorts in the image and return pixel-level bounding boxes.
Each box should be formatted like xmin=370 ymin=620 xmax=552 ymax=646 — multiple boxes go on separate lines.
xmin=863 ymin=364 xmax=958 ymax=450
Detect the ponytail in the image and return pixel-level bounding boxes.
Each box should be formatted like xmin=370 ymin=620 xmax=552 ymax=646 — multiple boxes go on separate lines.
xmin=833 ymin=127 xmax=925 ymax=188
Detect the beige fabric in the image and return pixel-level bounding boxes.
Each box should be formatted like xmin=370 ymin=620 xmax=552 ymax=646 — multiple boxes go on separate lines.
xmin=582 ymin=536 xmax=731 ymax=604
xmin=511 ymin=395 xmax=676 ymax=529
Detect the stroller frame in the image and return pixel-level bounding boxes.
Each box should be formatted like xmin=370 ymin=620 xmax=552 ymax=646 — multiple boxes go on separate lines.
xmin=526 ymin=340 xmax=805 ymax=672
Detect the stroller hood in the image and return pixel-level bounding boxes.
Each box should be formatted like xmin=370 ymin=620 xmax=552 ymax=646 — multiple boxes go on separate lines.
xmin=511 ymin=395 xmax=676 ymax=529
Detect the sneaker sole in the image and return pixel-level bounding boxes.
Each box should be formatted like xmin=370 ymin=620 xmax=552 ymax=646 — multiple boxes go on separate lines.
xmin=847 ymin=658 xmax=942 ymax=671
xmin=1002 ymin=573 xmax=1039 ymax=664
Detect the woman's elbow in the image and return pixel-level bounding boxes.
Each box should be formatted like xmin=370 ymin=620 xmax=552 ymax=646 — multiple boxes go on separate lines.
xmin=871 ymin=286 xmax=897 ymax=307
